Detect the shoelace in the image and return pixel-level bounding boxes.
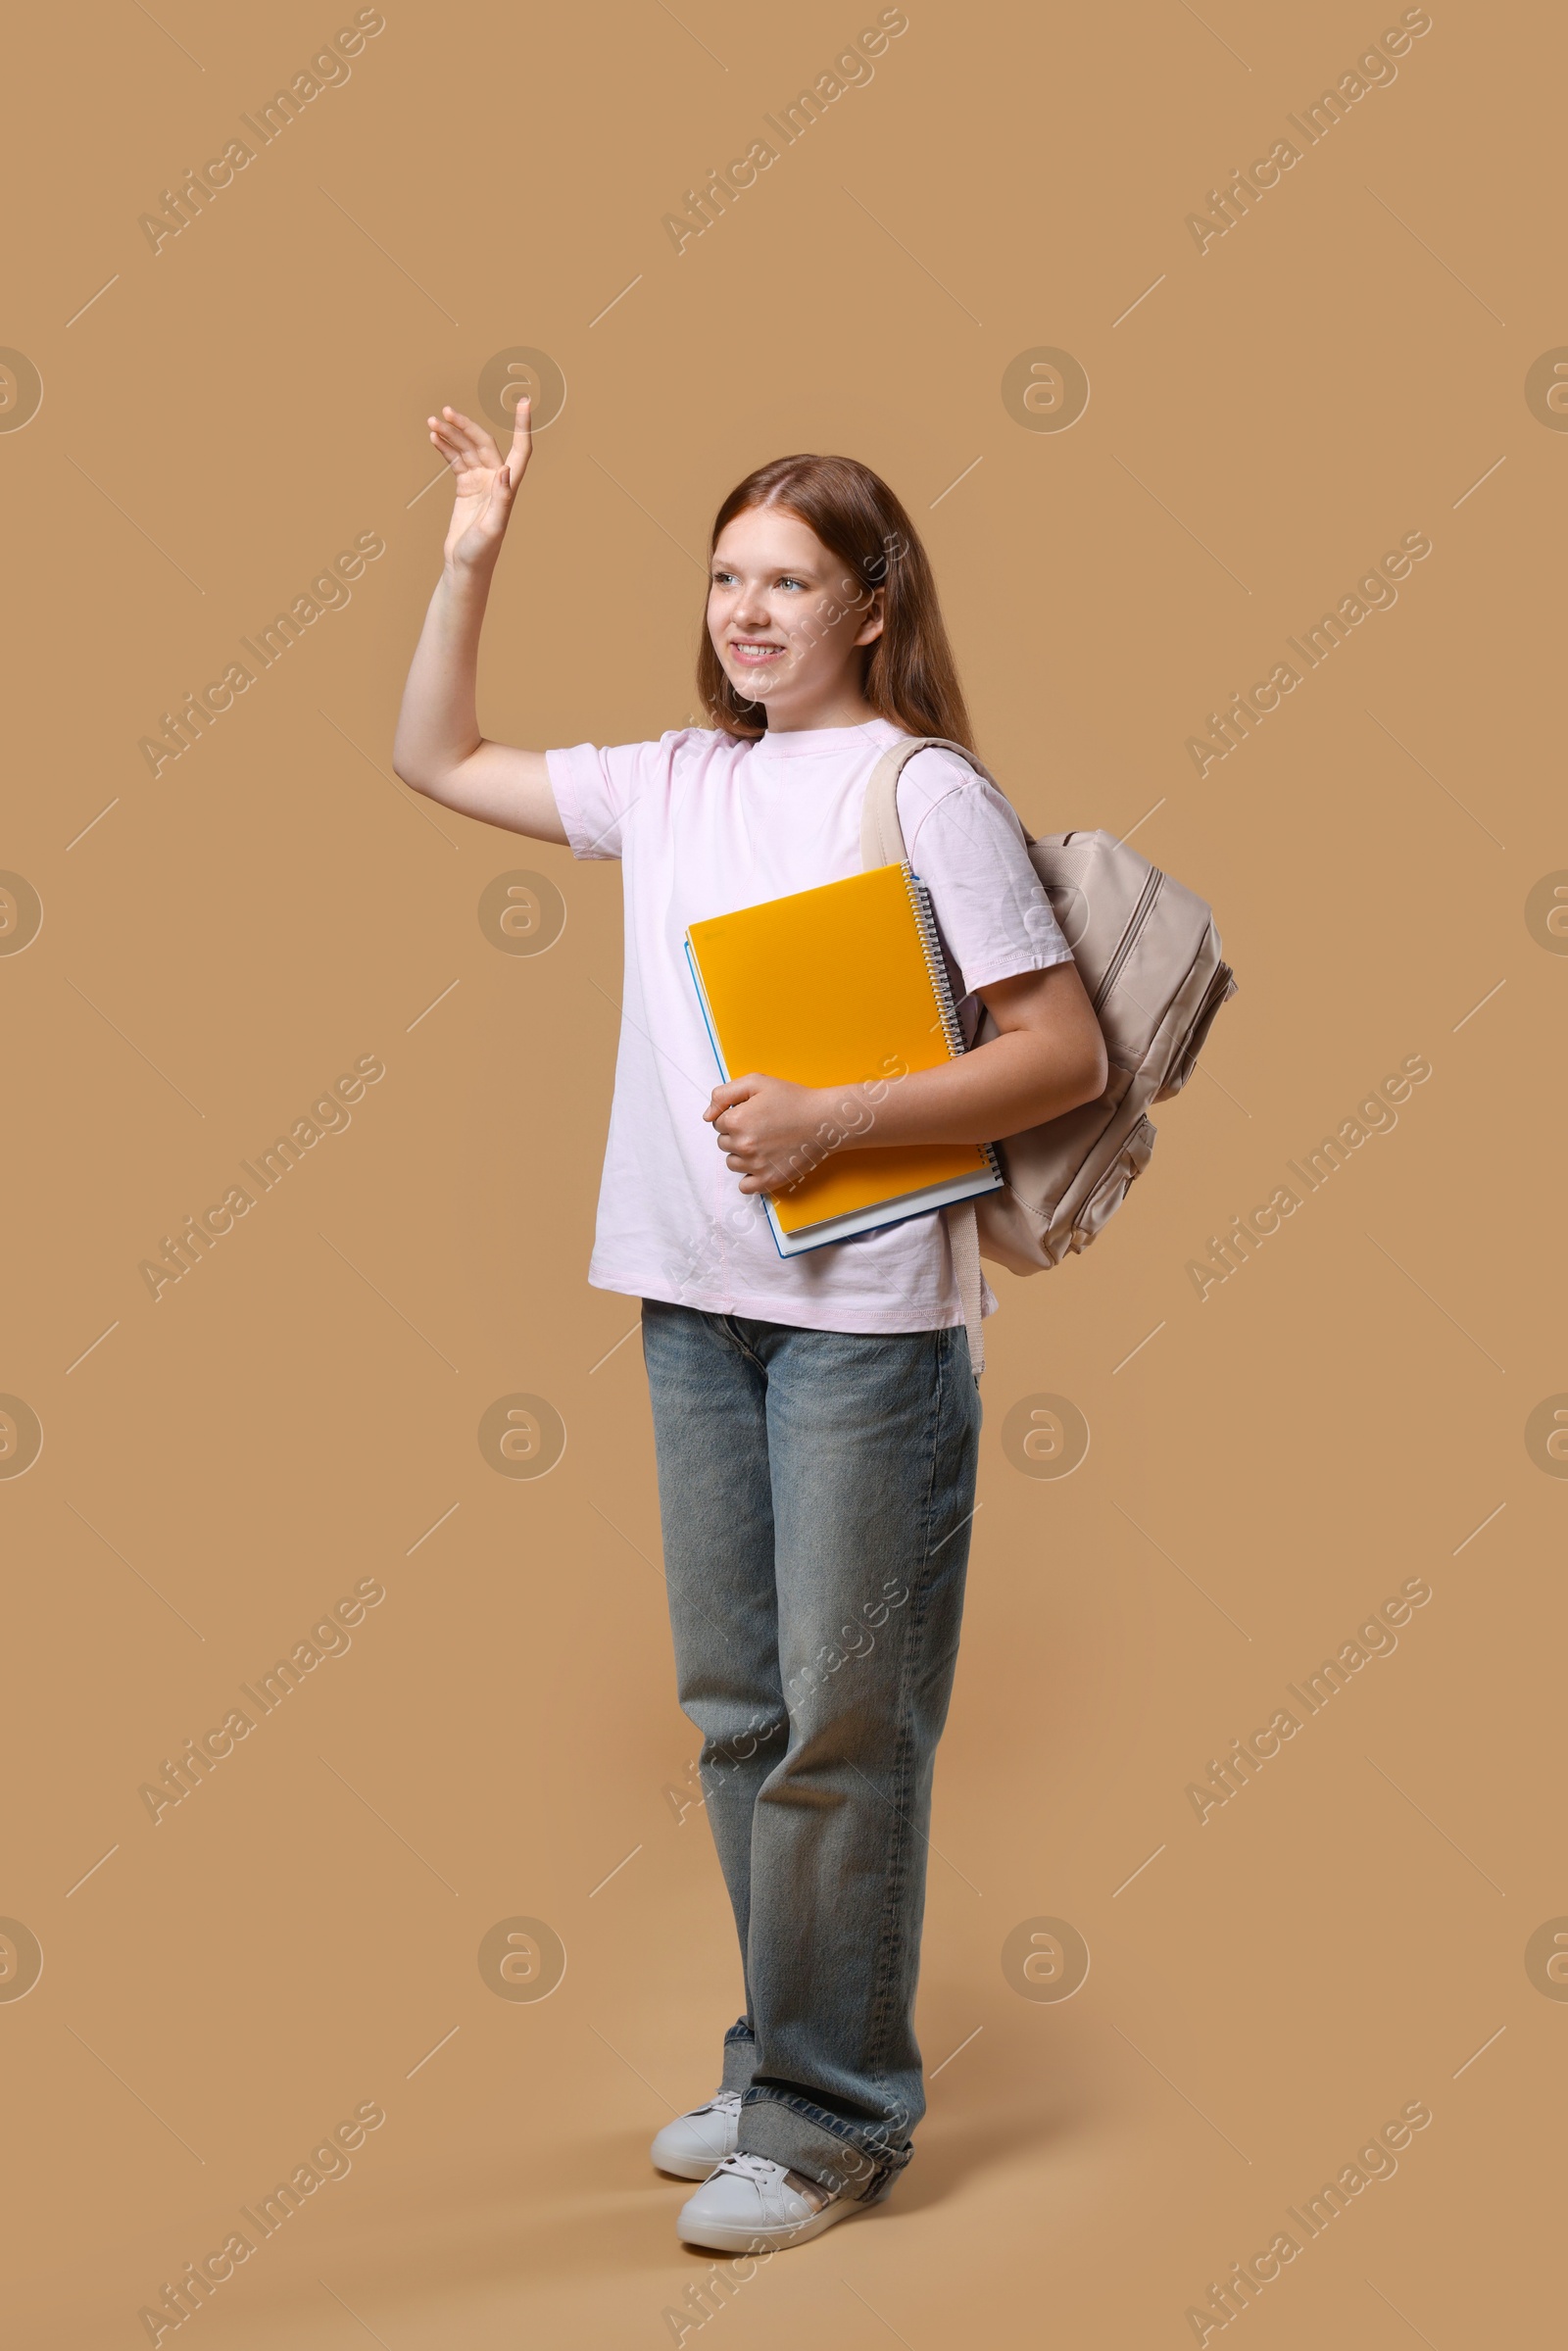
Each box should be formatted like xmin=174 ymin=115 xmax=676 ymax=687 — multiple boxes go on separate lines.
xmin=713 ymin=2152 xmax=786 ymax=2184
xmin=692 ymin=2090 xmax=741 ymax=2119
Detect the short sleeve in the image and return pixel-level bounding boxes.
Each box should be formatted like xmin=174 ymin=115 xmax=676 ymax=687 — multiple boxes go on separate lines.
xmin=547 ymin=739 xmax=665 ymax=861
xmin=898 ymin=750 xmax=1072 ymax=999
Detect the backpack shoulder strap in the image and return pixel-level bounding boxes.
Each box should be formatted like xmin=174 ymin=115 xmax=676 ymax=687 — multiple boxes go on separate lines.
xmin=860 ymin=733 xmax=1007 ymax=1386
xmin=859 ymin=733 xmax=1030 ymax=869
xmin=949 ymin=1197 xmax=986 ymax=1382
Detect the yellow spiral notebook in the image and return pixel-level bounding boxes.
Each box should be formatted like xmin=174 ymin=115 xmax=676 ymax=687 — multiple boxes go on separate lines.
xmin=685 ymin=861 xmax=1003 ymax=1257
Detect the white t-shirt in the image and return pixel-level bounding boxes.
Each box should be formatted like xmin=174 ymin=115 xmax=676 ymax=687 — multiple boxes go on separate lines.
xmin=547 ymin=716 xmax=1072 ymax=1333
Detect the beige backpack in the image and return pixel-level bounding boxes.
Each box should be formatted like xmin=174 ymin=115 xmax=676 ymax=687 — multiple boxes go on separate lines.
xmin=860 ymin=735 xmax=1237 ymax=1374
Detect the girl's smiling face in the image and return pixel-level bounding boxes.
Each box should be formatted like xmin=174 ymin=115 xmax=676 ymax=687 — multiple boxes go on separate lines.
xmin=707 ymin=504 xmax=884 ymax=728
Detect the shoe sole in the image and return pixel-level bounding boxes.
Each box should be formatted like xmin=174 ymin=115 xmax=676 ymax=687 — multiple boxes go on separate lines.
xmin=676 ymin=2195 xmax=862 ymax=2254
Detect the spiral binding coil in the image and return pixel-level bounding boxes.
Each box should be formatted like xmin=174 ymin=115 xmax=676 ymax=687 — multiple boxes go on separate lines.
xmin=903 ymin=865 xmax=965 ymax=1056
xmin=903 ymin=864 xmax=1004 ymax=1179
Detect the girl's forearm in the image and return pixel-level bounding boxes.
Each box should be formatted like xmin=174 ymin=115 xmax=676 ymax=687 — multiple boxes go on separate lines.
xmin=392 ymin=559 xmax=494 ymax=790
xmin=710 ymin=968 xmax=1108 ymax=1191
xmin=817 ymin=1028 xmax=1103 ymax=1151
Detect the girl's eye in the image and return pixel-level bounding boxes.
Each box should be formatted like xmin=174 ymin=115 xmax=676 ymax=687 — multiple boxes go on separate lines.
xmin=710 ymin=570 xmax=807 ymax=589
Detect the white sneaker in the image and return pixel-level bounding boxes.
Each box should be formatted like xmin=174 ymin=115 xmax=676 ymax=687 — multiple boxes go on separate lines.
xmin=650 ymin=2089 xmax=742 ymax=2180
xmin=676 ymin=2152 xmax=862 ymax=2252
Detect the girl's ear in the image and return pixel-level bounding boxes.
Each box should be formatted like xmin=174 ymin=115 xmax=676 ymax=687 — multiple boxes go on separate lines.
xmin=853 ymin=586 xmax=886 ymax=648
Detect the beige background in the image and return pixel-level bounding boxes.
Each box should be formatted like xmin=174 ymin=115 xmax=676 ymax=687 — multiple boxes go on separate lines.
xmin=3 ymin=0 xmax=1561 ymax=2342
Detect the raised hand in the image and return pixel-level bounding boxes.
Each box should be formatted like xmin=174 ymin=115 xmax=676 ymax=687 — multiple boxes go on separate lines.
xmin=392 ymin=392 xmax=564 ymax=843
xmin=427 ymin=399 xmax=532 ymax=572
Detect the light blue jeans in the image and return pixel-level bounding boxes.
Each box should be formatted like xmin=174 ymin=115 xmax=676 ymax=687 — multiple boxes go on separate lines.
xmin=640 ymin=1299 xmax=982 ymax=2203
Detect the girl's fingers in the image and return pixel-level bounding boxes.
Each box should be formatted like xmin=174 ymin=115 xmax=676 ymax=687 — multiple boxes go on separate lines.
xmin=706 ymin=1077 xmax=755 ymax=1117
xmin=443 ymin=405 xmax=503 ymax=469
xmin=429 ymin=404 xmax=526 ymax=500
xmin=429 ymin=407 xmax=518 ymax=513
xmin=433 ymin=408 xmax=482 ymax=465
xmin=441 ymin=416 xmax=484 ymax=465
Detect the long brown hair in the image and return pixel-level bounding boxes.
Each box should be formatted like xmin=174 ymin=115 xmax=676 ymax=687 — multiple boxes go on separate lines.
xmin=696 ymin=453 xmax=975 ymax=751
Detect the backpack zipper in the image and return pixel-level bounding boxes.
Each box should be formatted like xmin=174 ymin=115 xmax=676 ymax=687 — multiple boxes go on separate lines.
xmin=1092 ymin=866 xmax=1164 ymax=1014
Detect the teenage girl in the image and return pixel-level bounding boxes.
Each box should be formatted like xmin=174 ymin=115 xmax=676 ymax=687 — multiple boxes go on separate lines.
xmin=393 ymin=398 xmax=1106 ymax=2251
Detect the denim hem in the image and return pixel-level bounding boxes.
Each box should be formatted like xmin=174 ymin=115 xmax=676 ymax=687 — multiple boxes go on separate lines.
xmin=737 ymin=2087 xmax=912 ymax=2204
xmin=720 ymin=2019 xmax=758 ymax=2093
